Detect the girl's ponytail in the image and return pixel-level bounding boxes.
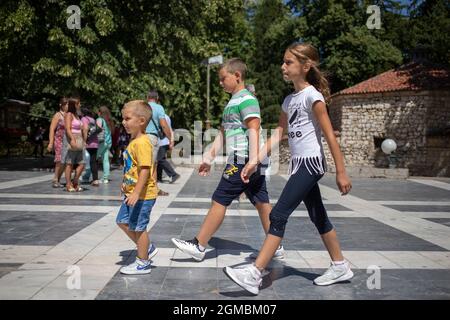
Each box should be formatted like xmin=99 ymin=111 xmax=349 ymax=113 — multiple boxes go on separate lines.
xmin=307 ymin=64 xmax=331 ymax=105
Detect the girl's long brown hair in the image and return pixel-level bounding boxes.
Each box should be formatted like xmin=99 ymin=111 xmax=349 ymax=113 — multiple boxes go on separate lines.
xmin=287 ymin=42 xmax=331 ymax=104
xmin=98 ymin=106 xmax=114 ymax=132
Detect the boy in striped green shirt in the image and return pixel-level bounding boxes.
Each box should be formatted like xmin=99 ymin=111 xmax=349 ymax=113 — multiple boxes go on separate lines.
xmin=171 ymin=58 xmax=285 ymax=261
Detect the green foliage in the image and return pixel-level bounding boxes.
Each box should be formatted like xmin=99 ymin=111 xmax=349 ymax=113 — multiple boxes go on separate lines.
xmin=0 ymin=0 xmax=448 ymax=131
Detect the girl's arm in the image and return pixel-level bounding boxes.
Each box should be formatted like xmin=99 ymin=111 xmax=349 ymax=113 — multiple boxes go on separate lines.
xmin=313 ymin=101 xmax=352 ymax=195
xmin=241 ymin=111 xmax=288 ymax=183
xmin=47 ymin=113 xmax=59 ymax=151
xmin=64 ymin=113 xmax=76 ymax=147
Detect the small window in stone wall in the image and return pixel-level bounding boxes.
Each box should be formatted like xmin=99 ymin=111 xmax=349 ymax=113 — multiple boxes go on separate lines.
xmin=373 ymin=137 xmax=384 ymax=149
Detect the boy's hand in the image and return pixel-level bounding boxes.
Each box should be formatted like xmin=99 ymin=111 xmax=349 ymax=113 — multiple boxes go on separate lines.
xmin=124 ymin=192 xmax=139 ymax=207
xmin=241 ymin=163 xmax=257 ymax=183
xmin=198 ymin=161 xmax=211 ymax=176
xmin=336 ymin=172 xmax=352 ymax=195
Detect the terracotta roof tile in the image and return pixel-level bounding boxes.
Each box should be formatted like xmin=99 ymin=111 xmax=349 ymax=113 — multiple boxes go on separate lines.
xmin=333 ymin=62 xmax=450 ymax=96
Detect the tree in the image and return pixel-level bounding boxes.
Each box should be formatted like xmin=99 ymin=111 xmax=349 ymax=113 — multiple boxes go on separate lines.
xmin=0 ymin=0 xmax=253 ymax=129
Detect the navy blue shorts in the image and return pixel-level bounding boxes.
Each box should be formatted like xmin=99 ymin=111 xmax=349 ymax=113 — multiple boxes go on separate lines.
xmin=212 ymin=163 xmax=270 ymax=207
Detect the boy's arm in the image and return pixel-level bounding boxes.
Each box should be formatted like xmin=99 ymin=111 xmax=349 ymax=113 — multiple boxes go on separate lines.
xmin=199 ymin=126 xmax=224 ymax=176
xmin=241 ymin=111 xmax=287 ymax=183
xmin=203 ymin=126 xmax=224 ymax=163
xmin=124 ymin=167 xmax=150 ymax=206
xmin=245 ymin=117 xmax=260 ymax=166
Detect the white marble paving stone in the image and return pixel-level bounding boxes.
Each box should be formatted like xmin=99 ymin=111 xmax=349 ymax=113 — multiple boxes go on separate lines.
xmin=149 ymin=248 xmax=176 ymax=267
xmin=267 ymin=250 xmax=311 ymax=269
xmin=31 ymin=287 xmax=99 ymax=300
xmin=297 ymin=250 xmax=357 ymax=269
xmin=171 ymin=248 xmax=217 ymax=268
xmin=0 ymin=204 xmax=117 ymax=213
xmin=409 ymin=179 xmax=450 ymax=191
xmin=416 ymin=251 xmax=450 ymax=268
xmin=0 ymin=174 xmax=54 ymax=190
xmin=342 ymin=251 xmax=401 ymax=269
xmin=378 ymin=251 xmax=445 ymax=269
xmin=216 ymin=249 xmax=254 ymax=268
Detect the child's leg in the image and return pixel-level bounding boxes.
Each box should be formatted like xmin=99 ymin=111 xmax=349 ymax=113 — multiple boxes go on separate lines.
xmin=135 ymin=231 xmax=150 ymax=260
xmin=303 ymin=183 xmax=344 ymax=261
xmin=65 ymin=164 xmax=73 ymax=187
xmin=254 ymin=167 xmax=319 ymax=271
xmin=118 ymin=223 xmax=137 ymax=242
xmin=73 ymin=162 xmax=84 ymax=185
xmin=196 ymin=200 xmax=227 ymax=247
xmin=254 ymin=202 xmax=272 ymax=234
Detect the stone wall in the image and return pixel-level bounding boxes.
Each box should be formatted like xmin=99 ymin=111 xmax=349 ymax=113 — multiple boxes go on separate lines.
xmin=325 ymin=90 xmax=450 ymax=177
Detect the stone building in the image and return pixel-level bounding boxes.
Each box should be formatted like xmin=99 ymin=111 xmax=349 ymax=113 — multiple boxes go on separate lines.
xmin=323 ymin=61 xmax=450 ymax=177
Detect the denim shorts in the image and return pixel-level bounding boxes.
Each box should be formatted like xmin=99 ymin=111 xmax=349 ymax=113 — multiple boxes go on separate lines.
xmin=212 ymin=163 xmax=269 ymax=207
xmin=116 ymin=199 xmax=156 ymax=232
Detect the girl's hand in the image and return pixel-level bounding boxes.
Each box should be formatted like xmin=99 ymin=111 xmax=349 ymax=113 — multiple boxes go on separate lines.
xmin=47 ymin=144 xmax=53 ymax=153
xmin=241 ymin=163 xmax=257 ymax=183
xmin=70 ymin=141 xmax=78 ymax=150
xmin=124 ymin=192 xmax=139 ymax=207
xmin=198 ymin=161 xmax=211 ymax=176
xmin=336 ymin=172 xmax=352 ymax=195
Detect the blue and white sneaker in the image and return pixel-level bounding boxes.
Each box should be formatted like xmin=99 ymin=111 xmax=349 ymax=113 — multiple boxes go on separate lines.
xmin=148 ymin=243 xmax=159 ymax=260
xmin=120 ymin=258 xmax=151 ymax=275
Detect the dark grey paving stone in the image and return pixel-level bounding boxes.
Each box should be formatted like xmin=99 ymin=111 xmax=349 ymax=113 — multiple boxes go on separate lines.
xmin=96 ymin=267 xmax=169 ymax=300
xmin=151 ymin=214 xmax=446 ymax=251
xmin=425 ymin=218 xmax=450 ymax=228
xmin=158 ymin=279 xmax=218 ymax=300
xmin=319 ymin=175 xmax=450 ymax=201
xmin=0 ymin=263 xmax=22 ymax=278
xmin=165 ymin=267 xmax=218 ymax=280
xmin=0 ymin=211 xmax=107 ymax=246
xmin=384 ymin=205 xmax=450 ymax=212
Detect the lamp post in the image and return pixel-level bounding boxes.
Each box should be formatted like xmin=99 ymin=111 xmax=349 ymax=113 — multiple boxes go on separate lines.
xmin=205 ymin=55 xmax=223 ymax=129
xmin=381 ymin=138 xmax=397 ymax=168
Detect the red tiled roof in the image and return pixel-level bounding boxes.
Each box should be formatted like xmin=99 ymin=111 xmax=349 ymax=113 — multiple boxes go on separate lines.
xmin=333 ymin=61 xmax=450 ymax=96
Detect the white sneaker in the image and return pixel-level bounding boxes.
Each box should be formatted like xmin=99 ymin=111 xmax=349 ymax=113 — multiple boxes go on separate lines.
xmin=248 ymin=245 xmax=285 ymax=260
xmin=171 ymin=238 xmax=206 ymax=261
xmin=120 ymin=258 xmax=151 ymax=275
xmin=313 ymin=261 xmax=354 ymax=286
xmin=224 ymin=264 xmax=262 ymax=295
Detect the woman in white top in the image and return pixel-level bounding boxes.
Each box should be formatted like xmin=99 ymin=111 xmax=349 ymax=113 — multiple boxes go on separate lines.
xmin=224 ymin=42 xmax=353 ymax=295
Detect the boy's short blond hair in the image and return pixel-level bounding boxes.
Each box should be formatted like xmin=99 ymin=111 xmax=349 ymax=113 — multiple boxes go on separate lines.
xmin=122 ymin=100 xmax=152 ymax=126
xmin=220 ymin=58 xmax=247 ymax=80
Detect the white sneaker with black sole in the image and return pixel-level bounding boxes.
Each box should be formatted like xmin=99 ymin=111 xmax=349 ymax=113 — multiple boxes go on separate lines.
xmin=224 ymin=264 xmax=262 ymax=295
xmin=171 ymin=238 xmax=205 ymax=261
xmin=313 ymin=261 xmax=354 ymax=286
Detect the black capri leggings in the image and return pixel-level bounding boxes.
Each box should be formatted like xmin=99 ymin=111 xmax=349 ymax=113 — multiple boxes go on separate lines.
xmin=268 ymin=163 xmax=333 ymax=238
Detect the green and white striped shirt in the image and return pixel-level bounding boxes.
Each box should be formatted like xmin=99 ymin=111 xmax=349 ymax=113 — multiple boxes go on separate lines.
xmin=222 ymin=89 xmax=264 ymax=161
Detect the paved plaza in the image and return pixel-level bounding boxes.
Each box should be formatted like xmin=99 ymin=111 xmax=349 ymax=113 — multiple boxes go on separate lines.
xmin=0 ymin=159 xmax=449 ymax=300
